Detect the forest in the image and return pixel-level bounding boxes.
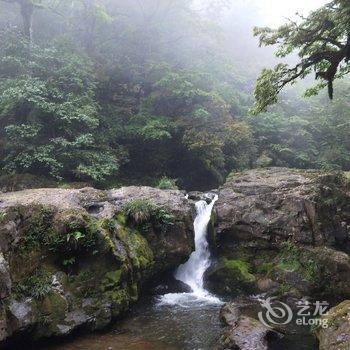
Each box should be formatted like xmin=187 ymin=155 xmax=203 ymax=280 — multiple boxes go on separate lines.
xmin=1 ymin=2 xmax=350 ymax=350
xmin=0 ymin=0 xmax=349 ymax=191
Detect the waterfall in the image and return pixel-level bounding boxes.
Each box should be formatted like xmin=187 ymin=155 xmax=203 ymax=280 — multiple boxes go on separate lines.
xmin=158 ymin=195 xmax=221 ymax=306
xmin=175 ymin=195 xmax=218 ymax=295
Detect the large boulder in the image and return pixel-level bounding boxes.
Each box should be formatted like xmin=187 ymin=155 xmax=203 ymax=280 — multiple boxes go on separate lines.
xmin=0 ymin=186 xmax=194 ymax=345
xmin=218 ymin=301 xmax=282 ymax=350
xmin=315 ymin=300 xmax=350 ymax=350
xmin=214 ymin=167 xmax=350 ymax=298
xmin=205 ymin=258 xmax=257 ymax=295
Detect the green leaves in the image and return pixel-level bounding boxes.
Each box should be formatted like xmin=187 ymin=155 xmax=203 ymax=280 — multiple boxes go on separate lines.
xmin=251 ymin=65 xmax=288 ymax=115
xmin=253 ymin=0 xmax=350 ymax=111
xmin=0 ymin=29 xmax=123 ymax=182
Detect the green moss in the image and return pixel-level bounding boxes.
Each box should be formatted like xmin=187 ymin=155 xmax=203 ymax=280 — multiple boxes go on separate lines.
xmin=101 ymin=270 xmax=122 ymax=292
xmin=37 ymin=292 xmax=68 ymax=335
xmin=116 ymin=224 xmax=153 ymax=270
xmin=116 ymin=212 xmax=127 ymax=226
xmin=108 ymin=288 xmax=129 ymax=305
xmin=224 ymin=259 xmax=256 ymax=283
xmin=41 ymin=292 xmax=67 ymax=321
xmin=103 ymin=218 xmax=117 ymax=232
xmin=256 ymin=262 xmax=274 ymax=276
xmin=277 ymin=241 xmax=319 ymax=283
xmin=129 ymin=282 xmax=138 ymax=301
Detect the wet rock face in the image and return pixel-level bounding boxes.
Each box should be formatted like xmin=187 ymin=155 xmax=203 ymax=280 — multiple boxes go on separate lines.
xmin=0 ymin=186 xmax=194 ymax=345
xmin=109 ymin=186 xmax=194 ymax=269
xmin=216 ymin=168 xmax=349 ymax=250
xmin=214 ymin=167 xmax=350 ymax=298
xmin=205 ymin=259 xmax=257 ymax=296
xmin=315 ymin=300 xmax=350 ymax=350
xmin=218 ymin=301 xmax=282 ymax=350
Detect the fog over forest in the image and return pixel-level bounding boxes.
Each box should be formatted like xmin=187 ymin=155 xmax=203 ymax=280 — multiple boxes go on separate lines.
xmin=0 ymin=2 xmax=350 ymax=350
xmin=0 ymin=0 xmax=349 ymax=190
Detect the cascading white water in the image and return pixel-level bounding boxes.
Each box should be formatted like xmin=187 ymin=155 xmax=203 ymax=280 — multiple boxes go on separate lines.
xmin=175 ymin=196 xmax=218 ymax=296
xmin=158 ymin=195 xmax=221 ymax=306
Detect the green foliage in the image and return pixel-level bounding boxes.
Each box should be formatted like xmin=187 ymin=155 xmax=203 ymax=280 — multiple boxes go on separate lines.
xmin=123 ymin=199 xmax=174 ymax=227
xmin=103 ymin=218 xmax=117 ymax=232
xmin=17 ymin=206 xmax=99 ymax=258
xmin=247 ymin=85 xmax=350 ymax=171
xmin=253 ymin=0 xmax=350 ymax=113
xmin=123 ymin=200 xmax=154 ymax=225
xmin=0 ymin=211 xmax=6 ymax=223
xmin=0 ymin=0 xmax=349 ymax=189
xmin=278 ymin=241 xmax=319 ymax=283
xmin=18 ymin=206 xmax=57 ymax=253
xmin=153 ymin=208 xmax=175 ymax=226
xmin=0 ymin=29 xmax=124 ymax=182
xmin=13 ymin=267 xmax=52 ymax=300
xmin=156 ymin=177 xmax=178 ymax=190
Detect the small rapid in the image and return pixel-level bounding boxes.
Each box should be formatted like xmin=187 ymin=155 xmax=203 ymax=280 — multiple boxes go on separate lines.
xmin=158 ymin=195 xmax=222 ymax=306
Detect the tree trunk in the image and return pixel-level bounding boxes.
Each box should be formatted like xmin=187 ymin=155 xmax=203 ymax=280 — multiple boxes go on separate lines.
xmin=19 ymin=0 xmax=34 ymax=43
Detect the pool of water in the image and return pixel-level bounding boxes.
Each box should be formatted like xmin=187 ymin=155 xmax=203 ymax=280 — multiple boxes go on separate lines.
xmin=36 ymin=296 xmax=223 ymax=350
xmin=30 ymin=293 xmax=318 ymax=350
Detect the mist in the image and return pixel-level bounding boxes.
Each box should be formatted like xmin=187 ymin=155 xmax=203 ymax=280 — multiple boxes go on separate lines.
xmin=0 ymin=0 xmax=348 ymax=189
xmin=0 ymin=1 xmax=350 ymax=349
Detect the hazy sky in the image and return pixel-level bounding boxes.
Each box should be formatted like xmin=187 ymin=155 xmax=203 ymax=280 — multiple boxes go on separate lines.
xmin=249 ymin=0 xmax=329 ymax=25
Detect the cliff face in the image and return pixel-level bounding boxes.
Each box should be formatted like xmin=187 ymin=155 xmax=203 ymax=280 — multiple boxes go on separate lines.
xmin=0 ymin=186 xmax=194 ymax=344
xmin=1 ymin=168 xmax=350 ymax=347
xmin=208 ymin=168 xmax=350 ymax=298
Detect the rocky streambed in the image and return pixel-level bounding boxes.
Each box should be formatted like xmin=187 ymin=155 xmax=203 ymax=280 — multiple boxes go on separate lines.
xmin=1 ymin=167 xmax=350 ymax=350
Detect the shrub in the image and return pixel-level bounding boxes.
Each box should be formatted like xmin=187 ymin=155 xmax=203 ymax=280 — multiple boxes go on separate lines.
xmin=123 ymin=199 xmax=174 ymax=226
xmin=13 ymin=267 xmax=52 ymax=300
xmin=123 ymin=199 xmax=154 ymax=224
xmin=156 ymin=177 xmax=178 ymax=190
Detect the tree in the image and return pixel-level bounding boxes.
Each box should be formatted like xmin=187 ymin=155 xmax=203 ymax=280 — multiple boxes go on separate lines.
xmin=1 ymin=0 xmax=42 ymax=42
xmin=252 ymin=0 xmax=350 ymax=114
xmin=0 ymin=29 xmax=124 ymax=181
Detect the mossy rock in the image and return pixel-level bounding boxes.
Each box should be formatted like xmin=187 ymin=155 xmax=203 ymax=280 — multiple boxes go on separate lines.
xmin=114 ymin=220 xmax=154 ymax=271
xmin=224 ymin=259 xmax=256 ymax=283
xmin=101 ymin=270 xmax=122 ymax=292
xmin=315 ymin=300 xmax=350 ymax=350
xmin=36 ymin=292 xmax=68 ymax=337
xmin=205 ymin=259 xmax=257 ymax=296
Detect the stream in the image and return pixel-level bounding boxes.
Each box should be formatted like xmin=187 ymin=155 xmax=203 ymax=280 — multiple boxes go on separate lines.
xmin=31 ymin=196 xmax=318 ymax=350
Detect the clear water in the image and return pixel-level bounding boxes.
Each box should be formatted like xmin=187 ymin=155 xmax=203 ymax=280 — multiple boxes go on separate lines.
xmin=31 ymin=297 xmax=221 ymax=350
xmin=30 ymin=296 xmax=317 ymax=350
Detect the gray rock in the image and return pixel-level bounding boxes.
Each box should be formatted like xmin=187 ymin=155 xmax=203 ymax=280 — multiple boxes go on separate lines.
xmin=315 ymin=300 xmax=350 ymax=350
xmin=216 ymin=168 xmax=349 ymax=249
xmin=8 ymin=298 xmax=35 ymax=331
xmin=219 ymin=301 xmax=282 ymax=350
xmin=0 ymin=185 xmax=195 ymax=345
xmin=0 ymin=253 xmax=11 ymax=298
xmin=214 ymin=167 xmax=350 ymax=298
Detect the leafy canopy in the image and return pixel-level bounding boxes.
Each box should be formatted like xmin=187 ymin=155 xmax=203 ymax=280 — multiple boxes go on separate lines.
xmin=252 ymin=0 xmax=350 ymax=114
